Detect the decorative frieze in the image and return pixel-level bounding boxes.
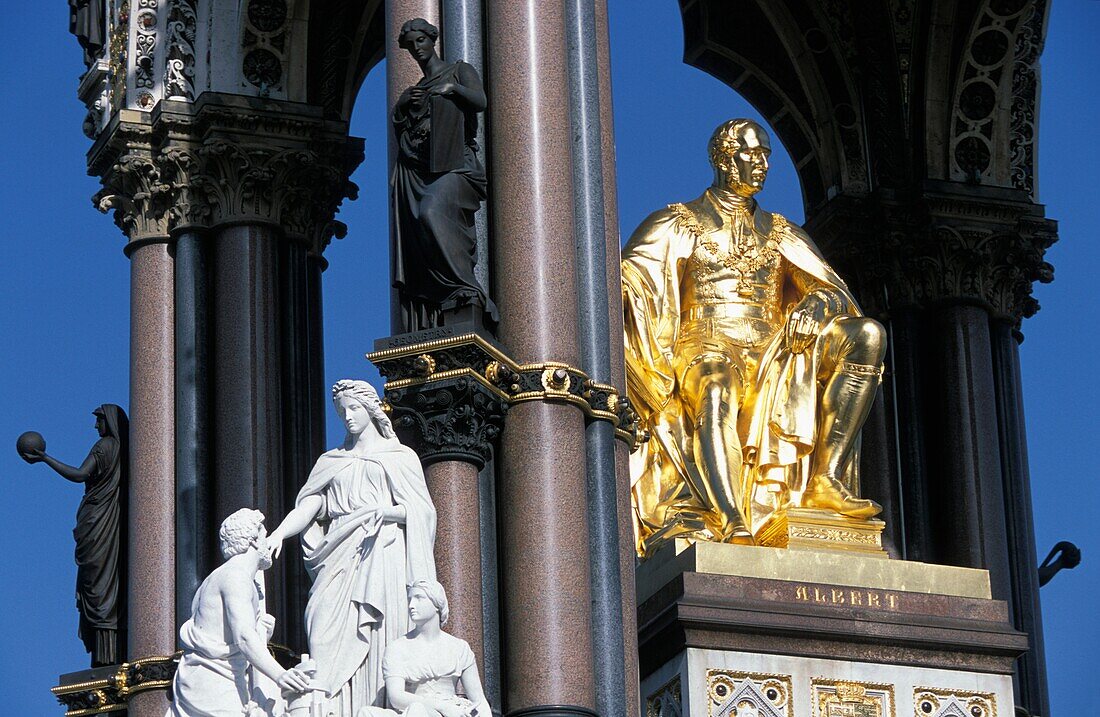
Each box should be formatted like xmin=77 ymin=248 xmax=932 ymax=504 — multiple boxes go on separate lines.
xmin=808 ymin=191 xmax=1056 ymax=325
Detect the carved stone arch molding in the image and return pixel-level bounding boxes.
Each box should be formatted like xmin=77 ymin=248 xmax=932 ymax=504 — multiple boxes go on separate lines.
xmin=679 ymin=0 xmax=871 ymax=210
xmin=305 ymin=0 xmax=385 ymax=120
xmin=928 ymin=0 xmax=1049 ymax=197
xmin=239 ymin=0 xmax=311 ymax=100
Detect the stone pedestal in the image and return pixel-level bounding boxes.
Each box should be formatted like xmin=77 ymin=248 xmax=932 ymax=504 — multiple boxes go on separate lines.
xmin=638 ymin=541 xmax=1026 ymax=717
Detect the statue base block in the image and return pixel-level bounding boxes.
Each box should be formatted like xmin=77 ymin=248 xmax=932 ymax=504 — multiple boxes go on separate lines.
xmin=756 ymin=508 xmax=888 ymax=558
xmin=638 ymin=540 xmax=1026 ymax=717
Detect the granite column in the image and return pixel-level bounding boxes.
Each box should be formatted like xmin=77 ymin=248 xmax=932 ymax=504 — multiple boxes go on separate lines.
xmin=210 ymin=223 xmax=295 ymax=646
xmin=174 ymin=229 xmax=213 ymax=631
xmin=593 ymin=3 xmax=641 ymax=708
xmin=929 ymin=305 xmax=1013 ymax=603
xmin=991 ymin=321 xmax=1049 ymax=717
xmin=126 ymin=239 xmax=176 ymax=717
xmin=487 ymin=2 xmax=597 ymax=714
xmin=565 ymin=1 xmax=637 ymax=715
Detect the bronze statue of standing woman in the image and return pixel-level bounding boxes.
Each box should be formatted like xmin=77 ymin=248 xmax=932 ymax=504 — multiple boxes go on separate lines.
xmin=392 ymin=18 xmax=498 ymax=332
xmin=18 ymin=405 xmax=127 ymax=667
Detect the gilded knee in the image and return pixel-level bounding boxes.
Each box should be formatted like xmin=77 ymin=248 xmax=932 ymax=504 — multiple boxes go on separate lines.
xmin=681 ymin=355 xmax=740 ymax=396
xmin=848 ymin=317 xmax=887 ymax=364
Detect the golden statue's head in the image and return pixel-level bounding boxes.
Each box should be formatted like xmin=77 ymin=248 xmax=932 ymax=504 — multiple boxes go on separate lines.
xmin=708 ymin=119 xmax=772 ymax=198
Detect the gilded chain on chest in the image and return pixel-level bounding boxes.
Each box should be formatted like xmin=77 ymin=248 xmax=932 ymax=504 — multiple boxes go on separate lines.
xmin=672 ymin=203 xmax=780 ymax=298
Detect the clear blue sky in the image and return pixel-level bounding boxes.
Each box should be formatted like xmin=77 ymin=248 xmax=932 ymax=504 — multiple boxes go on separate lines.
xmin=1 ymin=2 xmax=1096 ymax=714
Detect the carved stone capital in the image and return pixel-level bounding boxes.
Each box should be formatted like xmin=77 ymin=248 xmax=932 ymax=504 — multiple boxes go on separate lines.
xmin=808 ymin=187 xmax=1057 ymax=325
xmin=89 ymin=94 xmax=363 ymax=254
xmin=368 ymin=332 xmax=641 ymax=468
xmin=387 ymin=377 xmax=509 ymax=469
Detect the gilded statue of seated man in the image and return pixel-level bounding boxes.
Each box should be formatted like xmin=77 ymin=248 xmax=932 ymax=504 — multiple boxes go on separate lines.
xmin=622 ymin=118 xmax=886 ymax=555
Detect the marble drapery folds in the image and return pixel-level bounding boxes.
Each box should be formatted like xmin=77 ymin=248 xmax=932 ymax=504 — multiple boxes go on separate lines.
xmin=296 ymin=445 xmax=437 ymax=713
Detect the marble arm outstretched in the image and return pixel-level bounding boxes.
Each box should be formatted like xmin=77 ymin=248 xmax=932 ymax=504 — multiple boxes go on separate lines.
xmin=268 ymin=494 xmax=323 ymax=558
xmin=222 ymin=579 xmax=309 ymax=692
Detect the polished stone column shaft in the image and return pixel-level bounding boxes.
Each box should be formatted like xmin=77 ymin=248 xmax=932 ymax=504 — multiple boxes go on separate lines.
xmin=174 ymin=230 xmax=213 ymax=632
xmin=487 ymin=0 xmax=597 ymax=713
xmin=593 ymin=2 xmax=641 ymax=708
xmin=565 ymin=1 xmax=635 ymax=715
xmin=439 ymin=6 xmax=498 ymax=699
xmin=930 ymin=305 xmax=1012 ymax=602
xmin=443 ymin=0 xmax=491 ymax=297
xmin=126 ymin=240 xmax=176 ymax=717
xmin=425 ymin=461 xmax=485 ymax=667
xmin=211 ymin=224 xmax=294 ymax=645
xmin=991 ymin=321 xmax=1049 ymax=717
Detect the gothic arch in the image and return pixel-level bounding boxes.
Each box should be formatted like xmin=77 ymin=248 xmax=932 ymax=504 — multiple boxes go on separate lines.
xmin=679 ymin=0 xmax=871 ymax=210
xmin=305 ymin=0 xmax=385 ymax=120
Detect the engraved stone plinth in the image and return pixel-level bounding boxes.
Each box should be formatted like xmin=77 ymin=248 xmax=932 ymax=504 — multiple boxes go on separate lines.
xmin=756 ymin=508 xmax=887 ymax=558
xmin=637 ymin=541 xmax=1024 ymax=717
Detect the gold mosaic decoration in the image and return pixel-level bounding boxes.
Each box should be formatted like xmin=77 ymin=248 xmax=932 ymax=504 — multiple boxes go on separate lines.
xmin=812 ymin=678 xmax=895 ymax=717
xmin=707 ymin=669 xmax=792 ymax=717
xmin=646 ymin=675 xmax=682 ymax=717
xmin=913 ymin=687 xmax=996 ymax=717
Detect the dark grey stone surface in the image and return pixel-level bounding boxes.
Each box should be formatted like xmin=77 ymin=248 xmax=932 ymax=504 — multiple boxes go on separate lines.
xmin=638 ymin=569 xmax=1028 ymax=680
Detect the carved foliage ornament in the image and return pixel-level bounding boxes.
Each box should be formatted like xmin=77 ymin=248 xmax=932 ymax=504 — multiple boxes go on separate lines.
xmin=94 ymin=132 xmax=360 ymax=252
xmin=811 ymin=199 xmax=1056 ymax=325
xmin=164 ymin=0 xmax=197 ymax=101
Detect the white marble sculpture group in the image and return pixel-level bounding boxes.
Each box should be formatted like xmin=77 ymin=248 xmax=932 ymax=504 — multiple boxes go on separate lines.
xmin=167 ymin=380 xmax=490 ymax=717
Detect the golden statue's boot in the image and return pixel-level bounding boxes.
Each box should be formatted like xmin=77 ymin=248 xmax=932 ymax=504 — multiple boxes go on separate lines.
xmin=802 ymin=473 xmax=881 ymax=519
xmin=803 ymin=362 xmax=883 ymax=519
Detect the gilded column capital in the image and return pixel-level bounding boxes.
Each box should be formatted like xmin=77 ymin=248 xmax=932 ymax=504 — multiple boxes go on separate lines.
xmin=808 ymin=188 xmax=1057 ymax=326
xmin=89 ymin=94 xmax=363 ymax=254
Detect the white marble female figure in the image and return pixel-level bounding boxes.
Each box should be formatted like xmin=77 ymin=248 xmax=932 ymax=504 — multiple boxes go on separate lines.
xmin=359 ymin=580 xmax=491 ymax=717
xmin=270 ymin=380 xmax=437 ymax=715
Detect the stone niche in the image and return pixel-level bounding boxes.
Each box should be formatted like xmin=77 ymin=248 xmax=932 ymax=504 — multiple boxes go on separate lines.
xmin=638 ymin=541 xmax=1024 ymax=717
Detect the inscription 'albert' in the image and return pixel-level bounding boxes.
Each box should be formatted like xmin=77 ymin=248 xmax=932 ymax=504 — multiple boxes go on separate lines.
xmin=793 ymin=585 xmax=900 ymax=610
